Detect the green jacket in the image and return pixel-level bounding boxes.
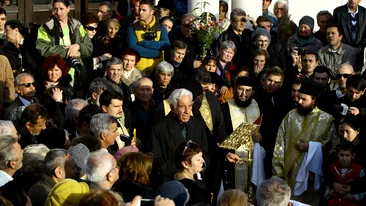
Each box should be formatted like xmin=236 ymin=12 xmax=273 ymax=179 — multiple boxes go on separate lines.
xmin=36 ymin=17 xmax=92 ymax=58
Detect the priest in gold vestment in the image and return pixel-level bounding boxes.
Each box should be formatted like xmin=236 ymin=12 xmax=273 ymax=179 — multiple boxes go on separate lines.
xmin=221 ymin=77 xmax=264 ymax=191
xmin=272 ymin=79 xmax=336 ymax=205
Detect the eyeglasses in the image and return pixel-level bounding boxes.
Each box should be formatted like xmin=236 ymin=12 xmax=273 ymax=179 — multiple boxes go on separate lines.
xmin=274 ymin=7 xmax=285 ymax=11
xmin=0 ymin=18 xmax=6 ymax=21
xmin=336 ymin=73 xmax=352 ymax=79
xmin=18 ymin=82 xmax=36 ymax=88
xmin=109 ymin=162 xmax=121 ymax=174
xmin=85 ymin=26 xmax=98 ymax=31
xmin=182 ymin=140 xmax=193 ymax=156
xmin=182 ymin=23 xmax=192 ymax=29
xmin=234 ymin=17 xmax=246 ymax=23
xmin=98 ymin=10 xmax=109 ymax=15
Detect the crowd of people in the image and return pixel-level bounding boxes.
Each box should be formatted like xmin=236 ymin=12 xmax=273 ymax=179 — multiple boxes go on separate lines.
xmin=0 ymin=0 xmax=365 ymax=205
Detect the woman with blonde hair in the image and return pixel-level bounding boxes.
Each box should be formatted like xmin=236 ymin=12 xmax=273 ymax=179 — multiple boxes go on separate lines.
xmin=98 ymin=18 xmax=123 ymax=57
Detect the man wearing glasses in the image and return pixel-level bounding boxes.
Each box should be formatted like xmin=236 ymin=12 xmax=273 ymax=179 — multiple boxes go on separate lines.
xmin=5 ymin=73 xmax=38 ymax=121
xmin=96 ymin=1 xmax=114 ymax=38
xmin=216 ymin=8 xmax=253 ymax=68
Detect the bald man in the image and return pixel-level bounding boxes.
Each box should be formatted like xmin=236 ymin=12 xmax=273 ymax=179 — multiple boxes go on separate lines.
xmin=128 ymin=77 xmax=157 ymax=149
xmin=318 ymin=63 xmax=354 ymax=113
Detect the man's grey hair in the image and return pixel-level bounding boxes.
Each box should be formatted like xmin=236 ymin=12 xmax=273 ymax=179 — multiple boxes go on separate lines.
xmin=256 ymin=176 xmax=291 ymax=206
xmin=14 ymin=73 xmax=34 ymax=87
xmin=89 ymin=78 xmax=107 ymax=96
xmin=168 ymin=89 xmax=193 ymax=109
xmin=337 ymin=63 xmax=354 ymax=73
xmin=132 ymin=77 xmax=153 ymax=93
xmin=155 ymin=61 xmax=174 ymax=79
xmin=274 ymin=0 xmax=288 ymax=12
xmin=44 ymin=149 xmax=69 ymax=177
xmin=230 ymin=8 xmax=246 ymax=21
xmin=0 ymin=121 xmax=14 ymax=137
xmin=316 ymin=10 xmax=332 ymax=23
xmin=86 ymin=149 xmax=114 ymax=183
xmin=0 ymin=136 xmax=17 ymax=170
xmin=106 ymin=57 xmax=122 ymax=70
xmin=220 ymin=40 xmax=236 ymax=53
xmin=89 ymin=113 xmax=117 ymax=137
xmin=65 ymin=99 xmax=88 ymax=122
xmin=181 ymin=13 xmax=194 ymax=24
xmin=99 ymin=1 xmax=114 ymax=17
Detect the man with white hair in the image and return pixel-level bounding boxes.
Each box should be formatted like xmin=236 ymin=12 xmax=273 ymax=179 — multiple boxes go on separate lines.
xmin=257 ymin=176 xmax=309 ymax=206
xmin=0 ymin=135 xmax=23 ymax=187
xmin=0 ymin=120 xmax=18 ymax=139
xmin=148 ymin=88 xmax=209 ymax=187
xmin=85 ymin=149 xmax=122 ymax=202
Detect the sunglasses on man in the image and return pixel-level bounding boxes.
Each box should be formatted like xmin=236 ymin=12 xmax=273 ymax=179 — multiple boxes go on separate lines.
xmin=18 ymin=82 xmax=36 ymax=88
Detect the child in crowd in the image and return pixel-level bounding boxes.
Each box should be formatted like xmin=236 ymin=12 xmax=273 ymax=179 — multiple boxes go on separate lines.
xmin=325 ymin=141 xmax=365 ymax=206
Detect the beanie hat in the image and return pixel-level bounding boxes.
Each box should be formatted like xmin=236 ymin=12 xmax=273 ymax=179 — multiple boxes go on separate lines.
xmin=154 ymin=180 xmax=190 ymax=206
xmin=69 ymin=143 xmax=90 ymax=175
xmin=45 ymin=179 xmax=89 ymax=206
xmin=299 ymin=16 xmax=314 ymax=31
xmin=251 ymin=28 xmax=271 ymax=42
xmin=113 ymin=145 xmax=139 ymax=160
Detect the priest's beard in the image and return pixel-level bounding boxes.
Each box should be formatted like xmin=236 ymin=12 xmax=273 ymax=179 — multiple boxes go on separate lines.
xmin=297 ymin=103 xmax=316 ymax=116
xmin=234 ymin=94 xmax=253 ymax=108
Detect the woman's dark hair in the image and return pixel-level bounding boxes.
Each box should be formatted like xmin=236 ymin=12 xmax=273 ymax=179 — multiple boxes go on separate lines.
xmin=159 ymin=16 xmax=174 ymax=25
xmin=174 ymin=141 xmax=202 ymax=171
xmin=194 ymin=68 xmax=211 ymax=83
xmin=202 ymin=56 xmax=216 ymax=66
xmin=340 ymin=115 xmax=361 ymax=131
xmin=53 ymin=0 xmax=70 ymax=7
xmin=81 ymin=12 xmax=99 ymax=26
xmin=42 ymin=54 xmax=69 ymax=81
xmin=5 ymin=20 xmax=29 ymax=36
xmin=219 ymin=1 xmax=228 ymax=14
xmin=0 ymin=180 xmax=28 ymax=206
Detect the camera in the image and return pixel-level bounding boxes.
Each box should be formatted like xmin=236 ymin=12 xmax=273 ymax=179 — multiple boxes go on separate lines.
xmin=144 ymin=31 xmax=157 ymax=40
xmin=295 ymin=47 xmax=306 ymax=56
xmin=68 ymin=57 xmax=82 ymax=70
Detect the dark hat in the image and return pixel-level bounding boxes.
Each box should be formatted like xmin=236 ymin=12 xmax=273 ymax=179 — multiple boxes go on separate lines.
xmin=178 ymin=78 xmax=203 ymax=101
xmin=299 ymin=79 xmax=325 ymax=97
xmin=236 ymin=76 xmax=257 ymax=90
xmin=154 ymin=180 xmax=189 ymax=206
xmin=299 ymin=16 xmax=314 ymax=31
xmin=251 ymin=28 xmax=271 ymax=42
xmin=209 ymin=72 xmax=222 ymax=85
xmin=5 ymin=20 xmax=28 ymax=35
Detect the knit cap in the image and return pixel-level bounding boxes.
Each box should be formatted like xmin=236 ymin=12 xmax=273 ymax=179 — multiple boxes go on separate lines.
xmin=113 ymin=145 xmax=139 ymax=160
xmin=45 ymin=179 xmax=89 ymax=206
xmin=251 ymin=27 xmax=271 ymax=42
xmin=154 ymin=180 xmax=190 ymax=206
xmin=299 ymin=16 xmax=314 ymax=30
xmin=69 ymin=143 xmax=90 ymax=175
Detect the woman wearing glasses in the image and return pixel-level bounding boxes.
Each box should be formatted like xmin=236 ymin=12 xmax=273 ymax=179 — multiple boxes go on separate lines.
xmin=81 ymin=12 xmax=111 ymax=82
xmin=174 ymin=141 xmax=211 ymax=205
